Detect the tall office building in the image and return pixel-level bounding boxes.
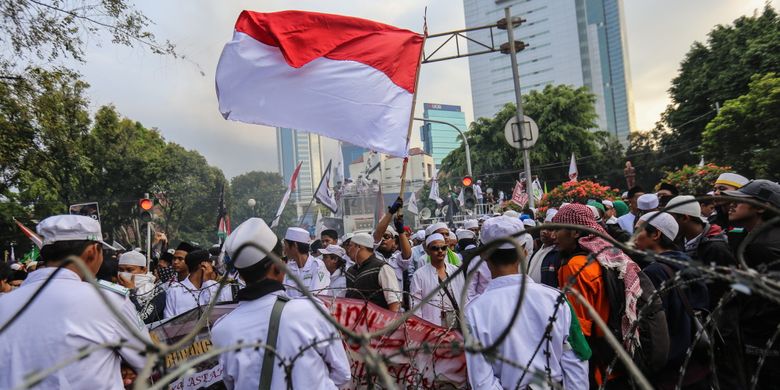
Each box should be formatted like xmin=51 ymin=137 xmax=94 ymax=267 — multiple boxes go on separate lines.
xmin=420 ymin=103 xmax=468 ymax=167
xmin=464 ymin=0 xmax=636 ymax=142
xmin=276 ymin=128 xmax=323 ymax=204
xmin=341 ymin=143 xmax=368 ymax=179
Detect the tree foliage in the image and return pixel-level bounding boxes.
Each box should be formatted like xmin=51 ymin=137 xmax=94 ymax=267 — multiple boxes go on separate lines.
xmin=439 ymin=85 xmax=624 ymax=195
xmin=661 ymin=5 xmax=780 ymax=165
xmin=0 ymin=68 xmax=224 ymax=253
xmin=229 ymin=171 xmax=295 ymax=234
xmin=0 ymin=0 xmax=176 ymax=69
xmin=702 ymin=72 xmax=780 ymax=180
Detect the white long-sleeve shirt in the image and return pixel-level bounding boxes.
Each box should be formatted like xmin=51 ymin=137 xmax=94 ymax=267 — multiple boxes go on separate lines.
xmin=410 ymin=262 xmax=465 ymax=326
xmin=164 ymin=277 xmax=233 ymax=319
xmin=375 ymin=249 xmax=412 ymax=288
xmin=284 ymin=256 xmax=331 ymax=298
xmin=465 ymin=274 xmax=588 ymax=390
xmin=212 ymin=291 xmax=351 ymax=389
xmin=323 ymin=267 xmax=347 ymax=298
xmin=0 ymin=268 xmax=150 ymax=389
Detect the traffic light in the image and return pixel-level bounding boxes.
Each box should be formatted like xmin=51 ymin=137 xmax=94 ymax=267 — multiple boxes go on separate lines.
xmin=139 ymin=197 xmax=153 ymax=222
xmin=461 ymin=176 xmax=477 ymax=209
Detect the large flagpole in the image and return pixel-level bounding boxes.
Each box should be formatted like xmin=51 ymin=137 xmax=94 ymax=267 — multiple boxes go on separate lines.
xmin=397 ymin=22 xmax=428 ymax=208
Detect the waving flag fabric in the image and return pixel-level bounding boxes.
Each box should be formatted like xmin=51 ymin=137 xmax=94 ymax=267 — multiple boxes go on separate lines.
xmin=271 ymin=161 xmax=303 ymax=228
xmin=14 ymin=219 xmax=43 ymax=249
xmin=568 ymin=153 xmax=578 ymax=182
xmin=216 ymin=10 xmax=424 ymax=157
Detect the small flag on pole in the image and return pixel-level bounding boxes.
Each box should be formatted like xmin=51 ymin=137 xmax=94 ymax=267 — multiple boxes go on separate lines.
xmin=429 ymin=180 xmax=443 ymax=205
xmin=314 ymin=160 xmax=339 ymax=213
xmin=568 ymin=153 xmax=578 ymax=182
xmin=374 ymin=184 xmax=385 ymax=225
xmin=407 ymin=192 xmax=419 ymax=215
xmin=532 ymin=178 xmax=543 ymax=203
xmin=271 ymin=161 xmax=303 ymax=228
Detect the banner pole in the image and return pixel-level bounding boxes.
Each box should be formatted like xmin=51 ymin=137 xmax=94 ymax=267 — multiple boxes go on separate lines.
xmin=298 ymin=196 xmax=317 ymax=227
xmin=398 ymin=26 xmax=427 ymax=207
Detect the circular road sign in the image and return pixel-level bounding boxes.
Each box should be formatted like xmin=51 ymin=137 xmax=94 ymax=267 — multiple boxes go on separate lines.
xmin=504 ymin=115 xmax=539 ymax=149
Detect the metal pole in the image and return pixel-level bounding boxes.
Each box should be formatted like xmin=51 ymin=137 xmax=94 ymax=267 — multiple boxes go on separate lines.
xmin=505 ymin=7 xmax=534 ymax=208
xmin=144 ymin=192 xmax=151 ymax=269
xmin=413 ymin=118 xmax=472 ymax=177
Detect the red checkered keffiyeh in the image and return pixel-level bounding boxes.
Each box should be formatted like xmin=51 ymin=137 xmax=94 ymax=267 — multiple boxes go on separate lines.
xmin=552 ymin=203 xmax=642 ymax=351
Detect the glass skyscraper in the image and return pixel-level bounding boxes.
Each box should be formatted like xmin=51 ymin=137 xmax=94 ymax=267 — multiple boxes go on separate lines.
xmin=420 ymin=103 xmax=468 ymax=167
xmin=341 ymin=143 xmax=368 ymax=179
xmin=276 ymin=128 xmax=323 ymax=203
xmin=463 ymin=0 xmax=636 ymax=143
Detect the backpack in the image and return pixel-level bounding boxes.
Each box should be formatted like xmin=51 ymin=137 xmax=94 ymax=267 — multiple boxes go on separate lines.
xmin=601 ymin=266 xmax=670 ymax=377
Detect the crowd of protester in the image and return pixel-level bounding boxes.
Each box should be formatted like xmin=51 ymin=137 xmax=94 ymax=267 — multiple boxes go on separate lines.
xmin=0 ymin=172 xmax=778 ymax=389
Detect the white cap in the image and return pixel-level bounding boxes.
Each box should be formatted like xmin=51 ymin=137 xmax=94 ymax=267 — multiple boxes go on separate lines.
xmin=384 ymin=225 xmax=399 ymax=237
xmin=666 ymin=195 xmax=707 ymax=222
xmin=503 ymin=210 xmax=520 ymax=218
xmin=319 ymin=244 xmax=348 ymax=260
xmin=464 ymin=219 xmax=479 ymax=230
xmin=224 ymin=218 xmax=279 ymax=269
xmin=481 ymin=216 xmax=526 ymax=249
xmin=284 ymin=227 xmax=311 ymax=244
xmin=341 ymin=232 xmax=354 ymax=242
xmin=448 ymin=231 xmax=456 ymax=241
xmin=413 ymin=230 xmax=426 ymax=241
xmin=37 ymin=215 xmax=115 ymax=250
xmin=426 ymin=233 xmax=446 ymax=246
xmin=351 ymin=233 xmax=374 ymax=249
xmin=456 ymin=229 xmax=476 ymax=241
xmin=522 ymin=219 xmax=537 ymax=228
xmin=637 ymin=193 xmax=659 ymax=211
xmin=118 ymin=250 xmax=146 ymax=267
xmin=602 ymin=200 xmax=614 ymax=208
xmin=587 ymin=205 xmax=603 ymax=222
xmin=425 ymin=222 xmax=448 ymax=237
xmin=639 ymin=212 xmax=679 ymax=241
xmin=477 ymin=180 xmax=482 ymax=184
xmin=544 ymin=208 xmax=558 ymax=222
xmin=715 ymin=172 xmax=749 ymax=188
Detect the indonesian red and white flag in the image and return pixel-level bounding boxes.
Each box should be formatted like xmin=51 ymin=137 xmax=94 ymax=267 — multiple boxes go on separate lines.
xmin=271 ymin=161 xmax=303 ymax=228
xmin=568 ymin=153 xmax=578 ymax=182
xmin=216 ymin=10 xmax=424 ymax=157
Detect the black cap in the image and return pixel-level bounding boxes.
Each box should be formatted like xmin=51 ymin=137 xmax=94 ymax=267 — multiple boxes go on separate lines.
xmin=628 ymin=185 xmax=644 ymax=199
xmin=724 ymin=179 xmax=780 ymax=208
xmin=658 ymin=182 xmax=679 ymax=196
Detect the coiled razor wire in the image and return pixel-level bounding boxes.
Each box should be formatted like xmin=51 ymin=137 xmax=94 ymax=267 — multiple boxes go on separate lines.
xmin=0 ymin=195 xmax=777 ymax=390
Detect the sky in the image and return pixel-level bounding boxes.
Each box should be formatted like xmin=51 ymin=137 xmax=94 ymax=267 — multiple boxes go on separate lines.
xmin=70 ymin=0 xmax=777 ymax=179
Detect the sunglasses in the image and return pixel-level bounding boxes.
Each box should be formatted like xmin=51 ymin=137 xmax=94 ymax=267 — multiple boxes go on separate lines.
xmin=427 ymin=245 xmax=447 ymax=252
xmin=382 ymin=235 xmax=394 ymax=240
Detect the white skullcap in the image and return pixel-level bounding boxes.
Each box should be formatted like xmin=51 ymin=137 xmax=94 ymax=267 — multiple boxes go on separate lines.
xmin=448 ymin=231 xmax=456 ymax=241
xmin=284 ymin=227 xmax=311 ymax=244
xmin=503 ymin=210 xmax=520 ymax=218
xmin=602 ymin=200 xmax=614 ymax=208
xmin=426 ymin=233 xmax=446 ymax=246
xmin=224 ymin=218 xmax=279 ymax=269
xmin=413 ymin=230 xmax=426 ymax=241
xmin=37 ymin=215 xmax=114 ymax=249
xmin=481 ymin=216 xmax=526 ymax=249
xmin=715 ymin=173 xmax=749 ymax=188
xmin=522 ymin=219 xmax=537 ymax=227
xmin=464 ymin=219 xmax=479 ymax=230
xmin=637 ymin=193 xmax=659 ymax=211
xmin=639 ymin=211 xmax=679 ymax=241
xmin=351 ymin=233 xmax=374 ymax=249
xmin=544 ymin=208 xmax=558 ymax=222
xmin=425 ymin=222 xmax=448 ymax=237
xmin=118 ymin=250 xmax=146 ymax=267
xmin=318 ymin=244 xmax=348 ymax=261
xmin=384 ymin=225 xmax=399 ymax=237
xmin=456 ymin=228 xmax=476 ymax=241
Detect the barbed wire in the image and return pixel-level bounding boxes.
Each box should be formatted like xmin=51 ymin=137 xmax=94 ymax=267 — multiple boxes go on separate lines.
xmin=1 ymin=195 xmax=778 ymax=389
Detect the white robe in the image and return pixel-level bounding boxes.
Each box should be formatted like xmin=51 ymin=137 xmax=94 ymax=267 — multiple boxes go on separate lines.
xmin=410 ymin=262 xmax=465 ymax=326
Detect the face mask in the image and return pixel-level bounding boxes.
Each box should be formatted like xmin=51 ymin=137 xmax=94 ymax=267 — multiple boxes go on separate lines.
xmin=119 ymin=272 xmax=156 ymax=296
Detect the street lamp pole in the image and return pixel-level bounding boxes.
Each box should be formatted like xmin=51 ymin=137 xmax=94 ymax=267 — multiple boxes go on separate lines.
xmin=414 ymin=117 xmax=472 ymax=178
xmin=504 ymin=6 xmax=535 ymax=208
